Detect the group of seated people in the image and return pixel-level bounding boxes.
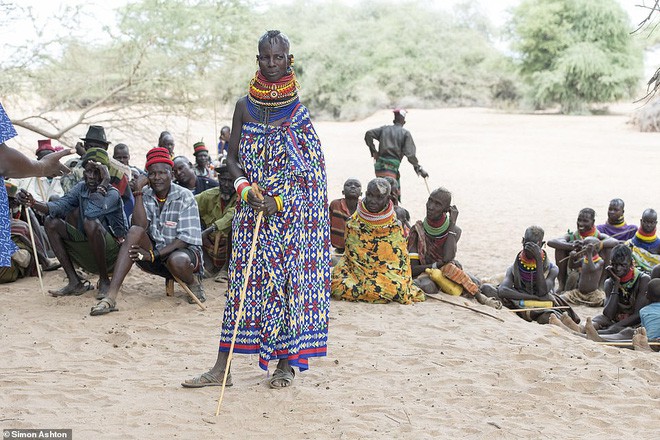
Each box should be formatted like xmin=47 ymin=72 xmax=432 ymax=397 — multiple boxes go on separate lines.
xmin=329 ymin=181 xmax=659 ymax=351
xmin=3 ymin=125 xmax=236 ymax=317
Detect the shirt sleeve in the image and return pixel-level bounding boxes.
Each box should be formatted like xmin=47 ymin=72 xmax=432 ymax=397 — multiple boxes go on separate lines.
xmin=84 ymin=187 xmax=122 ymax=220
xmin=0 ymin=103 xmax=18 ymax=144
xmin=176 ymin=193 xmax=203 ymax=246
xmin=47 ymin=181 xmax=82 ymax=218
xmin=364 ymin=127 xmax=382 ymax=149
xmin=402 ymin=131 xmax=419 ymax=167
xmin=214 ymin=199 xmax=236 ymax=233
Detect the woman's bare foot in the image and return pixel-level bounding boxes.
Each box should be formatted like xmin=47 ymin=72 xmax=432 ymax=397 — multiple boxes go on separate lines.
xmin=560 ymin=312 xmax=583 ymax=333
xmin=584 ymin=317 xmax=604 ymax=342
xmin=632 ymin=327 xmax=653 ymax=352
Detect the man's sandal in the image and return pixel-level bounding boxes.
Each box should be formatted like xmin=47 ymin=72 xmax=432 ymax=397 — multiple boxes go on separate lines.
xmin=90 ymin=297 xmax=118 ymax=316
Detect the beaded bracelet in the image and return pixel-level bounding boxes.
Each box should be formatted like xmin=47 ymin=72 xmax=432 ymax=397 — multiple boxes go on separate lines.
xmin=273 ymin=195 xmax=283 ymax=212
xmin=240 ymin=186 xmax=251 ymax=202
xmin=233 ymin=176 xmax=248 ymax=192
xmin=236 ymin=181 xmax=250 ymax=199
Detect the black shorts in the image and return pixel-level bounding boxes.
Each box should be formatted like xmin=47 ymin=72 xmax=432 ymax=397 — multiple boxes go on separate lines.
xmin=136 ymin=247 xmax=202 ymax=279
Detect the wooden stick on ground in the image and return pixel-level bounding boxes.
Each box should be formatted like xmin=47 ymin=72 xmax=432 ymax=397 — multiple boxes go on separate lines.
xmin=426 ymin=293 xmax=504 ymax=322
xmin=507 ymin=306 xmax=571 ymax=312
xmin=216 ymin=184 xmax=264 ymax=416
xmin=172 ymin=275 xmax=206 ymax=311
xmin=596 ymin=341 xmax=660 ymax=346
xmin=24 ymin=206 xmax=45 ymax=296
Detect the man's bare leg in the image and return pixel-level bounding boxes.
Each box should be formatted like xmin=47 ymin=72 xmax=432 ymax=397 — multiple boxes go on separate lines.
xmin=632 ymin=327 xmax=653 ymax=352
xmin=44 ymin=217 xmax=87 ymax=295
xmin=549 ymin=314 xmax=586 ymax=337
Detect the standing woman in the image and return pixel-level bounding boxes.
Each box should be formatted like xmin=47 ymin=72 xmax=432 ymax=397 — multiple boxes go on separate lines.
xmin=183 ymin=30 xmax=330 ymax=389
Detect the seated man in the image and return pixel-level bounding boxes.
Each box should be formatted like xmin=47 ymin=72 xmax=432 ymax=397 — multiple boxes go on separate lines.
xmin=192 ymin=141 xmax=216 ymax=178
xmin=596 ymin=198 xmax=637 ymax=241
xmin=172 ymin=155 xmax=218 ymax=195
xmin=17 ymin=148 xmax=128 ymax=297
xmin=629 ymin=209 xmax=660 ymax=274
xmin=481 ymin=226 xmax=579 ymax=324
xmin=0 ymin=183 xmax=39 ymax=283
xmin=329 ymin=178 xmax=361 ymax=254
xmin=331 ymin=178 xmax=424 ymax=304
xmin=560 ymin=236 xmax=606 ymax=307
xmin=90 ymin=147 xmax=204 ymax=315
xmin=550 ymin=278 xmax=660 ymax=352
xmin=548 ymin=207 xmax=617 ymax=291
xmin=60 ymin=125 xmax=135 ymax=220
xmin=113 ymin=143 xmax=145 ymax=178
xmin=11 ymin=139 xmax=64 ymax=204
xmin=194 ymin=165 xmax=236 ymax=282
xmin=407 ymin=187 xmax=496 ymax=306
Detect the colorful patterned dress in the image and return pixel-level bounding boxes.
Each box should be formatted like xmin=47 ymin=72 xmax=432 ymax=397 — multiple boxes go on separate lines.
xmin=331 ymin=201 xmax=424 ymax=304
xmin=0 ymin=103 xmax=19 ymax=267
xmin=219 ymin=103 xmax=330 ymax=372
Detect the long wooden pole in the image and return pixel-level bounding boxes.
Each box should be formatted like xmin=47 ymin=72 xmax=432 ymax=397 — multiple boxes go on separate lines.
xmin=172 ymin=275 xmax=206 ymax=311
xmin=426 ymin=293 xmax=504 ymax=322
xmin=216 ymin=184 xmax=264 ymax=416
xmin=507 ymin=306 xmax=571 ymax=312
xmin=24 ymin=206 xmax=45 ymax=296
xmin=596 ymin=341 xmax=660 ymax=346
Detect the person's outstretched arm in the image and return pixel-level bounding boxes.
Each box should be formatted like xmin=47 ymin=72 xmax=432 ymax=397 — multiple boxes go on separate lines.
xmin=0 ymin=143 xmax=73 ymax=178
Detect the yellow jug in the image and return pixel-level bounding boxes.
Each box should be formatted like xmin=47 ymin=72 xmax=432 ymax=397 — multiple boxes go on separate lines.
xmin=426 ymin=268 xmax=462 ymax=296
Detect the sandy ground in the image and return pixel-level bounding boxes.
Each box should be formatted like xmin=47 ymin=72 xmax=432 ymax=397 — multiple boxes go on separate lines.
xmin=1 ymin=106 xmax=659 ymax=439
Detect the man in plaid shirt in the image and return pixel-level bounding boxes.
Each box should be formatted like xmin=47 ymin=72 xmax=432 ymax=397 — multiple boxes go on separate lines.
xmin=90 ymin=147 xmax=204 ymax=316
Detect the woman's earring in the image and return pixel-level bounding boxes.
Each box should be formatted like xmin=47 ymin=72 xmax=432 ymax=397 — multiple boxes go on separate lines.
xmin=290 ymin=55 xmax=295 ymax=66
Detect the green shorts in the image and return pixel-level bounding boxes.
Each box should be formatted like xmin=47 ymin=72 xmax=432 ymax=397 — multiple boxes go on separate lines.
xmin=63 ymin=223 xmax=120 ymax=274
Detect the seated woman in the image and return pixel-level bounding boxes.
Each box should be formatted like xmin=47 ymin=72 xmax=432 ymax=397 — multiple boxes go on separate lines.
xmin=481 ymin=226 xmax=579 ymax=324
xmin=407 ymin=187 xmax=497 ymax=308
xmin=331 ymin=178 xmax=424 ymax=304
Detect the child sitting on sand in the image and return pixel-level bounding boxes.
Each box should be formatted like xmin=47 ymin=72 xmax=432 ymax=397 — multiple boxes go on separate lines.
xmin=560 ymin=236 xmax=605 ymax=307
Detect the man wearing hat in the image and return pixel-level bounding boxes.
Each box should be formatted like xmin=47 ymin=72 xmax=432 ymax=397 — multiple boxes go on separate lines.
xmin=194 ymin=165 xmax=236 ymax=281
xmin=17 ymin=148 xmax=128 ymax=297
xmin=90 ymin=147 xmax=204 ymax=316
xmin=172 ymin=155 xmax=218 ymax=195
xmin=61 ymin=125 xmax=135 ymax=220
xmin=10 ymin=139 xmax=65 ymax=203
xmin=192 ymin=141 xmax=216 ymax=178
xmin=364 ymin=109 xmax=429 ymax=201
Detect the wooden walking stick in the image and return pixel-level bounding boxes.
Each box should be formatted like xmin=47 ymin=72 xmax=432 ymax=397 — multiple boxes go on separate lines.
xmin=172 ymin=275 xmax=206 ymax=311
xmin=426 ymin=293 xmax=504 ymax=322
xmin=24 ymin=206 xmax=45 ymax=296
xmin=216 ymin=183 xmax=264 ymax=416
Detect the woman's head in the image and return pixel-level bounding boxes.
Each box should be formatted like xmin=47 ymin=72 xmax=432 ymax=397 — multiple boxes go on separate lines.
xmin=257 ymin=30 xmax=293 ymax=82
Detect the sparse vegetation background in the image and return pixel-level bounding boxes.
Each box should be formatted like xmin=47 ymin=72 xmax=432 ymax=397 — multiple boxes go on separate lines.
xmin=0 ymin=0 xmax=653 ymax=142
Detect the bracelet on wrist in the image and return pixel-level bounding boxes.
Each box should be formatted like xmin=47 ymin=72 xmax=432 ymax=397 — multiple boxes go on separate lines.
xmin=273 ymin=195 xmax=283 ymax=212
xmin=234 ymin=176 xmax=248 ymax=191
xmin=133 ymin=191 xmax=143 ymax=197
xmin=240 ymin=186 xmax=251 ymax=202
xmin=153 ymin=249 xmax=160 ymax=262
xmin=149 ymin=250 xmax=155 ymax=263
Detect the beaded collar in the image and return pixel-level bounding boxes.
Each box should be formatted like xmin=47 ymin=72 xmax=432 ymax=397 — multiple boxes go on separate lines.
xmin=246 ymin=70 xmax=300 ymax=124
xmin=357 ymin=200 xmax=395 ymax=226
xmin=423 ymin=214 xmax=449 ymax=238
xmin=635 ymin=227 xmax=657 ymax=243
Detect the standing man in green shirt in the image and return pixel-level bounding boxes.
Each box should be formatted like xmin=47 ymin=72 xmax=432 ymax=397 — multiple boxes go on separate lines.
xmin=364 ymin=108 xmax=428 ymax=201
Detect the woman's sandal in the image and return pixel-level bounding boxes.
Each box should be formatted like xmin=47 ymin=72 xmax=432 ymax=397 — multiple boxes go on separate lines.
xmin=269 ymin=367 xmax=295 ymax=389
xmin=181 ymin=371 xmax=232 ymax=388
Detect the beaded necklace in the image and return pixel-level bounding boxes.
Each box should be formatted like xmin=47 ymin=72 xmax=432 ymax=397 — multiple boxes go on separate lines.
xmin=579 ymin=226 xmax=598 ymax=239
xmin=516 ymin=250 xmax=548 ymax=289
xmin=610 ymin=217 xmax=626 ymax=228
xmin=356 ymin=200 xmax=395 ymax=226
xmin=246 ymin=70 xmax=300 ymax=124
xmin=423 ymin=214 xmax=449 ymax=238
xmin=583 ymin=254 xmax=602 ymax=264
xmin=635 ymin=227 xmax=657 ymax=243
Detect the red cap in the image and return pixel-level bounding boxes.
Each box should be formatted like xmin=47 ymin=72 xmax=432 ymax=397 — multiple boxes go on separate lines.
xmin=145 ymin=147 xmax=174 ymax=169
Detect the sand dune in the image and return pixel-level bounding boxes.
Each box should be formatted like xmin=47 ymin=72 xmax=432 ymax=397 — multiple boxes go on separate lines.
xmin=1 ymin=106 xmax=659 ymax=439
